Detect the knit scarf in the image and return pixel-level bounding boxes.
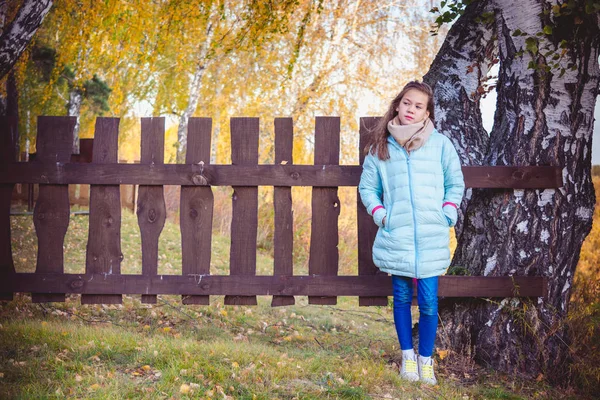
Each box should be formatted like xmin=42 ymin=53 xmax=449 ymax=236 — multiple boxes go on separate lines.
xmin=387 ymin=116 xmax=434 ymax=153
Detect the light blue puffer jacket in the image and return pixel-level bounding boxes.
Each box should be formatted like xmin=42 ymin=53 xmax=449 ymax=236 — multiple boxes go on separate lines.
xmin=358 ymin=130 xmax=465 ymax=278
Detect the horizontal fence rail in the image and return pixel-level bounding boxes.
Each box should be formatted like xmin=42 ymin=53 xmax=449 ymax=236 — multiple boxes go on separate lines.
xmin=0 ymin=273 xmax=547 ymax=298
xmin=0 ymin=116 xmax=556 ymax=306
xmin=0 ymin=164 xmax=563 ymax=189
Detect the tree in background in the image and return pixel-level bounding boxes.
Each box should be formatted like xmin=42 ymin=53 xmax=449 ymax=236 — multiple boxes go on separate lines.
xmin=425 ymin=0 xmax=599 ymax=380
xmin=16 ymin=0 xmax=165 ymax=153
xmin=0 ymin=0 xmax=52 ymax=160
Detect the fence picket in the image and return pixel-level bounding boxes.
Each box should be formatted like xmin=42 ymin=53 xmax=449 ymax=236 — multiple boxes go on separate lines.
xmin=0 ymin=117 xmax=17 ymax=300
xmin=137 ymin=118 xmax=167 ymax=304
xmin=225 ymin=118 xmax=259 ymax=306
xmin=308 ymin=117 xmax=340 ymax=305
xmin=357 ymin=117 xmax=389 ymax=306
xmin=32 ymin=116 xmax=76 ymax=303
xmin=82 ymin=118 xmax=123 ymax=304
xmin=272 ymin=118 xmax=295 ymax=307
xmin=181 ymin=118 xmax=213 ymax=305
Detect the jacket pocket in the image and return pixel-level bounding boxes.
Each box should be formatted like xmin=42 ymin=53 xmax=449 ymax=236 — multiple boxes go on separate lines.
xmin=383 ymin=207 xmax=392 ymax=231
xmin=439 ymin=207 xmax=450 ymax=227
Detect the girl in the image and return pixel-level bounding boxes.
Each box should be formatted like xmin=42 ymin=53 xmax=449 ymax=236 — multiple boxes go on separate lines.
xmin=358 ymin=81 xmax=464 ymax=384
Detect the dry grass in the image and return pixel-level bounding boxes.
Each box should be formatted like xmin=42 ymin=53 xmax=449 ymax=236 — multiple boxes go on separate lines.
xmin=566 ymin=176 xmax=600 ymax=396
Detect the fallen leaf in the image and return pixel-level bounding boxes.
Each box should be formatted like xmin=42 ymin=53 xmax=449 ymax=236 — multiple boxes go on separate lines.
xmin=438 ymin=349 xmax=449 ymax=360
xmin=179 ymin=384 xmax=191 ymax=394
xmin=536 ymin=373 xmax=544 ymax=382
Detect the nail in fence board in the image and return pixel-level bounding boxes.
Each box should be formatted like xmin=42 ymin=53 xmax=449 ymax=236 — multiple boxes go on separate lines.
xmin=309 ymin=117 xmax=340 ymax=305
xmin=0 ymin=117 xmax=17 ymax=300
xmin=32 ymin=116 xmax=76 ymax=303
xmin=180 ymin=118 xmax=213 ymax=305
xmin=137 ymin=118 xmax=166 ymax=304
xmin=357 ymin=117 xmax=389 ymax=306
xmin=272 ymin=118 xmax=295 ymax=307
xmin=82 ymin=119 xmax=123 ymax=304
xmin=225 ymin=118 xmax=259 ymax=306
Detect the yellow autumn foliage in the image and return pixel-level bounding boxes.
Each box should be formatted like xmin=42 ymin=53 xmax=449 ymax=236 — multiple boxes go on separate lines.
xmin=574 ymin=176 xmax=600 ymax=286
xmin=567 ymin=176 xmax=600 ymax=394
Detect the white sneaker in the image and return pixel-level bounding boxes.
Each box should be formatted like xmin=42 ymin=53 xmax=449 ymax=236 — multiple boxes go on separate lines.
xmin=400 ymin=350 xmax=419 ymax=382
xmin=418 ymin=355 xmax=437 ymax=385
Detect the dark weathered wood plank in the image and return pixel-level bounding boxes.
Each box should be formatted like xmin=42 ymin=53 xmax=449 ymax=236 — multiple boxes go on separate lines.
xmin=82 ymin=119 xmax=122 ymax=305
xmin=272 ymin=118 xmax=295 ymax=307
xmin=137 ymin=118 xmax=166 ymax=304
xmin=74 ymin=139 xmax=94 ymax=163
xmin=0 ymin=117 xmax=18 ymax=300
xmin=0 ymin=163 xmax=563 ymax=189
xmin=181 ymin=118 xmax=213 ymax=305
xmin=0 ymin=273 xmax=547 ymax=298
xmin=32 ymin=116 xmax=76 ymax=303
xmin=357 ymin=117 xmax=388 ymax=306
xmin=462 ymin=166 xmax=563 ymax=188
xmin=0 ymin=185 xmax=13 ymax=302
xmin=225 ymin=117 xmax=259 ymax=306
xmin=309 ymin=117 xmax=340 ymax=305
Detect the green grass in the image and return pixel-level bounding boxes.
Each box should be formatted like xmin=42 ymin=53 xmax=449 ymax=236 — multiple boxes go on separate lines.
xmin=1 ymin=208 xmax=581 ymax=399
xmin=10 ymin=208 xmax=277 ymax=276
xmin=2 ymin=294 xmax=568 ymax=399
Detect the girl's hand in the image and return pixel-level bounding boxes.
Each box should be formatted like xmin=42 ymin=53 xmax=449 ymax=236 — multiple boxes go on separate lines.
xmin=382 ymin=216 xmax=387 ymax=227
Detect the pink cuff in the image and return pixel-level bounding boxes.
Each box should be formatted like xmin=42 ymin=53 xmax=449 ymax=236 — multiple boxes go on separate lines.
xmin=442 ymin=202 xmax=458 ymax=209
xmin=371 ymin=205 xmax=384 ymax=215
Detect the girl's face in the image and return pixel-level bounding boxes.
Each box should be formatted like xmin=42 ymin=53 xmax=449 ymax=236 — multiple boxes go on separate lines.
xmin=396 ymin=89 xmax=430 ymax=125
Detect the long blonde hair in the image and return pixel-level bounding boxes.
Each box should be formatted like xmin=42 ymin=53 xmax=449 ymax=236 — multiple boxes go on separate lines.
xmin=366 ymin=81 xmax=435 ymax=160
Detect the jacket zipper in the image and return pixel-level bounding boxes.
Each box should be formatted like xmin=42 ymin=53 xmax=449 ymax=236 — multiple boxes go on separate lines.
xmin=404 ymin=149 xmax=419 ymax=278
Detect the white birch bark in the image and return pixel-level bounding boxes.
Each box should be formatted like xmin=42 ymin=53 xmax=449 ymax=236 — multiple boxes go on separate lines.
xmin=0 ymin=0 xmax=53 ymax=79
xmin=67 ymin=90 xmax=83 ymax=153
xmin=176 ymin=17 xmax=215 ymax=163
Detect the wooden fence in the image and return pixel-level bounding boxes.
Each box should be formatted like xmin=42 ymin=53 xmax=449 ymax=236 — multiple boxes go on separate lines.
xmin=0 ymin=116 xmax=557 ymax=306
xmin=10 ymin=139 xmax=137 ymax=212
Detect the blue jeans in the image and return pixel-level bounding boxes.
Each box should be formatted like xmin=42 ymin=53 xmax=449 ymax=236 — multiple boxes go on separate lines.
xmin=392 ymin=275 xmax=438 ymax=357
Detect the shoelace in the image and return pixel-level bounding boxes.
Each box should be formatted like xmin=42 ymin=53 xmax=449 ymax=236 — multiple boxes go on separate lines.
xmin=421 ymin=363 xmax=434 ymax=379
xmin=404 ymin=359 xmax=418 ymax=374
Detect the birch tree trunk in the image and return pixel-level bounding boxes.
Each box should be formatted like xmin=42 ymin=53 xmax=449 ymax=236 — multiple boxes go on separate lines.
xmin=426 ymin=0 xmax=600 ymax=378
xmin=424 ymin=0 xmax=495 ymax=237
xmin=176 ymin=20 xmax=215 ymax=164
xmin=0 ymin=0 xmax=53 ymax=80
xmin=67 ymin=90 xmax=82 ymax=153
xmin=177 ymin=63 xmax=206 ymax=163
